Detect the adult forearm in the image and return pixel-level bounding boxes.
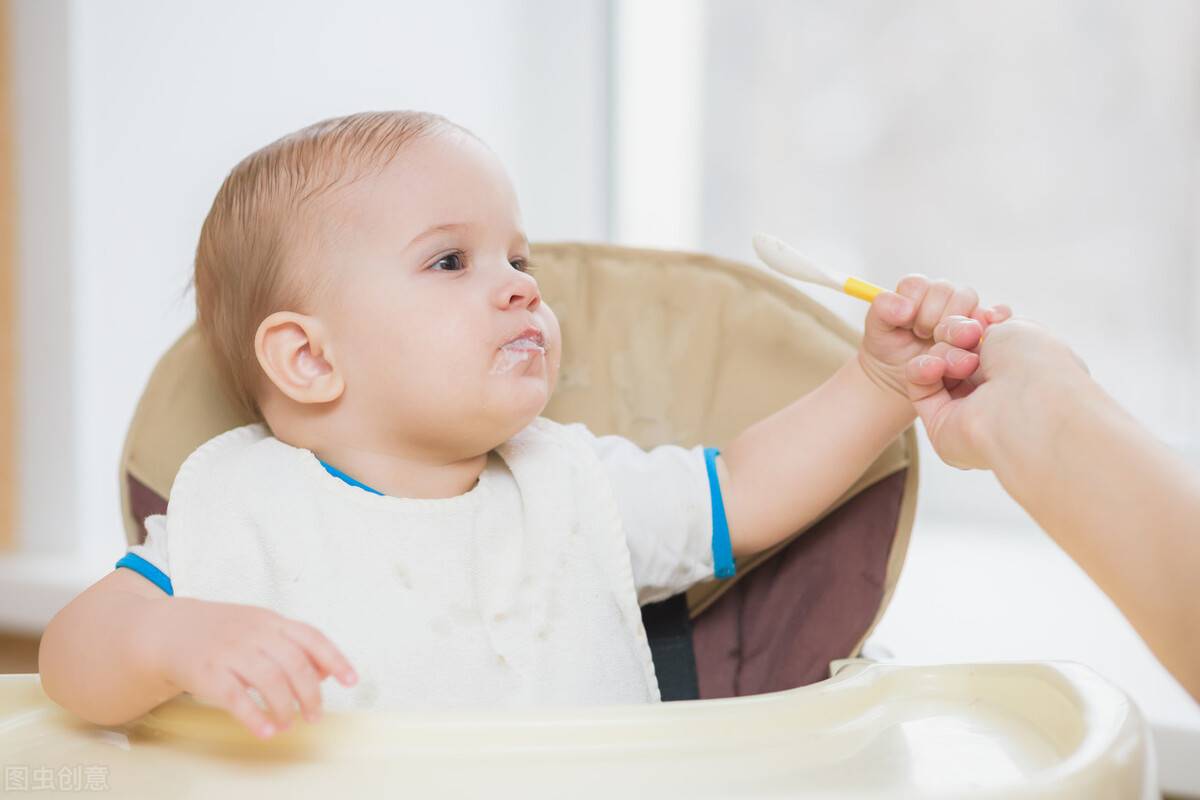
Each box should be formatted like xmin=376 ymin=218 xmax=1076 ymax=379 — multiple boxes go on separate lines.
xmin=987 ymin=377 xmax=1200 ymax=698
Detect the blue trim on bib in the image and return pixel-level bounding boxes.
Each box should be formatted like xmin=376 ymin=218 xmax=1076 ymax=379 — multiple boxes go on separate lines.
xmin=703 ymin=447 xmax=736 ymax=579
xmin=115 ymin=552 xmax=175 ymax=596
xmin=319 ymin=460 xmax=384 ymax=495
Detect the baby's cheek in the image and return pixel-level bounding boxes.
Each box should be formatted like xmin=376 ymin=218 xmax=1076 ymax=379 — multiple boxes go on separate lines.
xmin=547 ymin=351 xmax=563 ymax=394
xmin=391 ymin=347 xmax=461 ymax=399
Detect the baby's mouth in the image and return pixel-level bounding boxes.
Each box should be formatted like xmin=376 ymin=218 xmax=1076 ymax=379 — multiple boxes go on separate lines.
xmin=500 ymin=327 xmax=546 ymax=352
xmin=502 ymin=337 xmax=545 ymax=352
xmin=492 ymin=328 xmax=546 ymax=375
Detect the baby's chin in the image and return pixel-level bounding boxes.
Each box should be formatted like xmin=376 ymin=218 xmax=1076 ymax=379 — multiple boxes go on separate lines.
xmin=478 ymin=378 xmax=552 ymax=443
xmin=500 ymin=383 xmax=551 ymax=425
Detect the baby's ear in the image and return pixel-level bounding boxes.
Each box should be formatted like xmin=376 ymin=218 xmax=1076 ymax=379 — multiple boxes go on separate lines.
xmin=254 ymin=312 xmax=345 ymax=404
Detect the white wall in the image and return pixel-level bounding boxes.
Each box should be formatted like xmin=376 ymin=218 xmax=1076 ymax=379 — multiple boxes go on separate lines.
xmin=11 ymin=0 xmax=611 ymax=568
xmin=12 ymin=0 xmax=75 ymax=557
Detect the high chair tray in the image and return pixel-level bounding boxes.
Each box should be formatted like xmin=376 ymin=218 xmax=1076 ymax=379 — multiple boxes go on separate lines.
xmin=0 ymin=661 xmax=1153 ymax=798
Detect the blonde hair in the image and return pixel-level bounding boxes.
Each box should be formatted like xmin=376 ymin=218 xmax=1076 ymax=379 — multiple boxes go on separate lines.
xmin=193 ymin=110 xmax=462 ymax=420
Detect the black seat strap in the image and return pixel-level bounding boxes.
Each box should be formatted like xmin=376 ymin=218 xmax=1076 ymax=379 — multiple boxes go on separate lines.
xmin=640 ymin=593 xmax=700 ymax=701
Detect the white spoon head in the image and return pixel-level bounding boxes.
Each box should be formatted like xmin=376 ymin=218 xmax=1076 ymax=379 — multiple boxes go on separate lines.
xmin=751 ymin=232 xmax=845 ymax=291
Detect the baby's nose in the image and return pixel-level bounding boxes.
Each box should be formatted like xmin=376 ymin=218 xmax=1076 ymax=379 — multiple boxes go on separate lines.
xmin=498 ymin=270 xmax=540 ymax=310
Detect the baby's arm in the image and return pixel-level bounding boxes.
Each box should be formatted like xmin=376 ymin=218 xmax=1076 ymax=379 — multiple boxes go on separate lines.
xmin=39 ymin=569 xmax=357 ymax=738
xmin=715 ymin=276 xmax=1002 ymax=557
xmin=39 ymin=569 xmax=180 ymax=726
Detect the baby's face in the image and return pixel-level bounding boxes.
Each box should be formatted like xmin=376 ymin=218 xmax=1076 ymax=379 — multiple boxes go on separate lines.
xmin=311 ymin=131 xmax=562 ymax=456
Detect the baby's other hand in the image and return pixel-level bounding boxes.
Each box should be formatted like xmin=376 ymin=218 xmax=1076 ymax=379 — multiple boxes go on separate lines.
xmin=149 ymin=597 xmax=358 ymax=739
xmin=857 ymin=274 xmax=1010 ymax=398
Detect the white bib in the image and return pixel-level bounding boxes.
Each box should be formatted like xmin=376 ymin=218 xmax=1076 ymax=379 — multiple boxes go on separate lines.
xmin=164 ymin=417 xmax=661 ymax=711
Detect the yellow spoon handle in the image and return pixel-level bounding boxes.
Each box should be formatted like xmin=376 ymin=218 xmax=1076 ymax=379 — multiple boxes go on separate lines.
xmin=843 ymin=276 xmax=885 ymax=303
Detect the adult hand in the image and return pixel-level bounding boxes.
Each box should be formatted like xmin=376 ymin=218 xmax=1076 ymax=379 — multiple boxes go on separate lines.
xmin=902 ymin=317 xmax=1200 ymax=702
xmin=902 ymin=317 xmax=1081 ymax=471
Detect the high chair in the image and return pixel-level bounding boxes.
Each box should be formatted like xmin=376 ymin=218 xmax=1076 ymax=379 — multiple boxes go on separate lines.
xmin=0 ymin=243 xmax=1152 ymax=798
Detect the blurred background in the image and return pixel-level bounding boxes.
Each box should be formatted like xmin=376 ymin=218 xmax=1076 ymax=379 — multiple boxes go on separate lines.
xmin=1 ymin=0 xmax=1198 ymax=794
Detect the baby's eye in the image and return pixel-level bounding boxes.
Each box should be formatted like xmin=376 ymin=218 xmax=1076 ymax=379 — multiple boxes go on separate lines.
xmin=511 ymin=258 xmax=534 ymax=274
xmin=430 ymin=253 xmax=464 ymax=272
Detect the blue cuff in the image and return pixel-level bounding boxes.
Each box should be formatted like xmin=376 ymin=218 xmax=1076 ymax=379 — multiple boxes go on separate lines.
xmin=115 ymin=552 xmax=174 ymax=596
xmin=703 ymin=447 xmax=736 ymax=579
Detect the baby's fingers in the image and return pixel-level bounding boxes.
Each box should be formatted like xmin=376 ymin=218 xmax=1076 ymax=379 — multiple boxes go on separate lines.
xmin=943 ymin=285 xmax=981 ymax=322
xmin=905 ymin=353 xmax=954 ymax=430
xmin=866 ymin=290 xmax=917 ymax=331
xmin=205 ymin=672 xmax=281 ymax=740
xmin=987 ymin=304 xmax=1013 ymax=324
xmin=930 ymin=341 xmax=979 ymax=381
xmin=906 ymin=344 xmax=977 ymax=387
xmin=231 ymin=654 xmax=300 ymax=731
xmin=912 ymin=280 xmax=960 ymax=340
xmin=281 ymin=621 xmax=358 ymax=688
xmin=932 ymin=315 xmax=984 ymax=351
xmin=261 ymin=636 xmax=326 ymax=724
xmin=970 ymin=304 xmax=1012 ymax=329
xmin=905 ymin=352 xmax=949 ymax=393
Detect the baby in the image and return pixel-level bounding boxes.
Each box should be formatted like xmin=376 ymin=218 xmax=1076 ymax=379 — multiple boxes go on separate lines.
xmin=38 ymin=111 xmax=1004 ymax=740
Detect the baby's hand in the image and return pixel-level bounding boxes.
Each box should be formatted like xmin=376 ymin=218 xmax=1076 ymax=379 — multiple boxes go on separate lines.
xmin=858 ymin=275 xmax=1011 ymax=398
xmin=148 ymin=597 xmax=357 ymax=739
